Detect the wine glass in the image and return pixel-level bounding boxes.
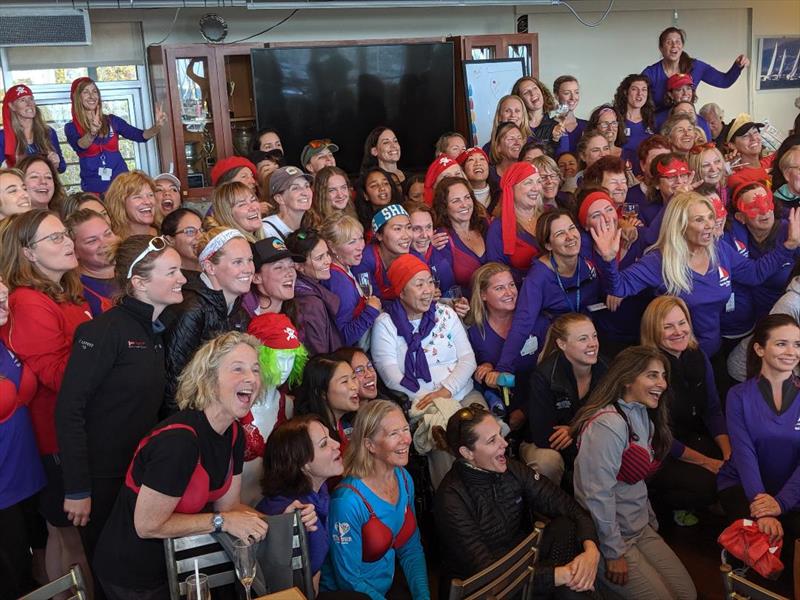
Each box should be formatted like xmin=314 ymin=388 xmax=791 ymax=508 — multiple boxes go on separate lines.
xmin=186 ymin=573 xmax=210 ymax=600
xmin=622 ymin=203 xmax=639 ymax=221
xmin=357 ymin=272 xmax=372 ymax=298
xmin=447 ymin=285 xmax=463 ymax=300
xmin=233 ymin=538 xmax=258 ymax=600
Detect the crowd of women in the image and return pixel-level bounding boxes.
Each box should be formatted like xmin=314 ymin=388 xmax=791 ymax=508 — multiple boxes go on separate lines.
xmin=2 ymin=24 xmax=800 ymax=600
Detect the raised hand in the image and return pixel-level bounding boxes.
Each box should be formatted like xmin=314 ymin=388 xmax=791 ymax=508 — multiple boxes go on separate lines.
xmin=154 ymin=102 xmax=167 ymax=127
xmin=590 ymin=220 xmax=621 ymax=262
xmin=735 ymin=55 xmax=751 ymax=68
xmin=784 ymin=207 xmax=800 ymax=250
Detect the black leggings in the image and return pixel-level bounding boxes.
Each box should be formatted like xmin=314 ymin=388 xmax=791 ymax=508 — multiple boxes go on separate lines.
xmin=648 ymin=434 xmax=722 ymax=510
xmin=0 ymin=495 xmax=42 ymax=600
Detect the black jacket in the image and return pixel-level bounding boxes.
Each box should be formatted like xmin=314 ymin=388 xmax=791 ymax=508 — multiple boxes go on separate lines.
xmin=662 ymin=347 xmax=715 ymax=442
xmin=526 ymin=351 xmax=607 ymax=453
xmin=162 ymin=277 xmax=250 ymax=412
xmin=56 ymin=296 xmax=166 ymax=493
xmin=433 ymin=458 xmax=598 ymax=594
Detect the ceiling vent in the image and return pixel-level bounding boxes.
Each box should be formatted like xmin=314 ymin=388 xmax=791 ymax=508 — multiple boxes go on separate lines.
xmin=0 ymin=9 xmax=90 ymax=47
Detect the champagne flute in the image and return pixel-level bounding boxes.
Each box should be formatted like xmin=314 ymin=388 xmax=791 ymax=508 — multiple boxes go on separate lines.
xmin=233 ymin=538 xmax=258 ymax=600
xmin=357 ymin=272 xmax=372 ymax=298
xmin=186 ymin=573 xmax=210 ymax=600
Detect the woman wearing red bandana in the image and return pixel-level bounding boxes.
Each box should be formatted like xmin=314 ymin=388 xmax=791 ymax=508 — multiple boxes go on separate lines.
xmin=485 ymin=161 xmax=542 ymax=284
xmin=64 ymin=77 xmax=165 ymax=194
xmin=1 ymin=84 xmax=65 ymax=173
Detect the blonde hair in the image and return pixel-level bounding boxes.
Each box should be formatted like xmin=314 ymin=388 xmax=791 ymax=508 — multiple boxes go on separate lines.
xmin=490 ymin=122 xmax=523 ymax=165
xmin=538 ymin=313 xmax=594 ymax=364
xmin=71 ymin=79 xmax=109 ymax=138
xmin=305 ymin=166 xmax=356 ymax=229
xmin=489 ymin=95 xmax=532 ymax=141
xmin=660 ymin=113 xmax=696 ymax=138
xmin=344 ymin=399 xmax=406 ymax=479
xmin=687 ymin=146 xmax=727 ymax=187
xmin=0 ymin=209 xmax=84 ymax=304
xmin=105 ymin=170 xmax=156 ymax=239
xmin=195 ymin=226 xmax=244 ymax=269
xmin=320 ymin=212 xmax=364 ymax=256
xmin=654 ymin=191 xmax=718 ymax=296
xmin=176 ymin=331 xmax=262 ymax=410
xmin=209 ymin=181 xmax=264 ymax=242
xmin=468 ymin=262 xmax=512 ymax=332
xmin=640 ymin=295 xmax=698 ymax=351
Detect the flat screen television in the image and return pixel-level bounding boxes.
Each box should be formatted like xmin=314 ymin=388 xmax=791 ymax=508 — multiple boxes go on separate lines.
xmin=251 ymin=42 xmax=454 ymax=176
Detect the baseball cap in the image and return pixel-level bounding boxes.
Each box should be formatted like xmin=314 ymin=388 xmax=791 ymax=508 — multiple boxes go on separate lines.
xmin=251 ymin=237 xmax=305 ymax=270
xmin=154 ymin=173 xmax=180 ymax=187
xmin=726 ymin=113 xmax=765 ymax=143
xmin=269 ymin=166 xmax=313 ymax=196
xmin=300 ymin=139 xmax=339 ymax=168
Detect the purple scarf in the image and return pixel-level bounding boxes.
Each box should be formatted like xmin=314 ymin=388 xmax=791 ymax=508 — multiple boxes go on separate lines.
xmin=385 ymin=299 xmax=437 ymax=393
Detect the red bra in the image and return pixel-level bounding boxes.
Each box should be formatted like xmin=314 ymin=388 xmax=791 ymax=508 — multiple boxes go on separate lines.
xmin=125 ymin=422 xmax=237 ymax=514
xmin=340 ymin=469 xmax=416 ymax=563
xmin=582 ymin=405 xmax=661 ymax=485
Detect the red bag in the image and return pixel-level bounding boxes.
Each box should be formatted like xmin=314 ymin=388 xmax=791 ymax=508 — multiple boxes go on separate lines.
xmin=718 ymin=519 xmax=784 ymax=579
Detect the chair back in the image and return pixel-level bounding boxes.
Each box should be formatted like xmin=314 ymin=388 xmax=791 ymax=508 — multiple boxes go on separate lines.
xmin=720 ymin=563 xmax=789 ymax=600
xmin=259 ymin=509 xmax=314 ymax=598
xmin=20 ymin=564 xmax=88 ymax=600
xmin=164 ymin=533 xmax=236 ymax=599
xmin=448 ymin=521 xmax=545 ymax=600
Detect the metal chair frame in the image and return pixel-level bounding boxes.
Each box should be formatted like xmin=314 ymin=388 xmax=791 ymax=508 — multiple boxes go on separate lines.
xmin=720 ymin=563 xmax=789 ymax=600
xmin=19 ymin=564 xmax=88 ymax=600
xmin=164 ymin=532 xmax=236 ymax=599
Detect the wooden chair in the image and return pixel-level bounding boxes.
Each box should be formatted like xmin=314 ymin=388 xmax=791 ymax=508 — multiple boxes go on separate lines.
xmin=719 ymin=563 xmax=789 ymax=600
xmin=448 ymin=521 xmax=545 ymax=600
xmin=19 ymin=564 xmax=88 ymax=600
xmin=164 ymin=532 xmax=236 ymax=599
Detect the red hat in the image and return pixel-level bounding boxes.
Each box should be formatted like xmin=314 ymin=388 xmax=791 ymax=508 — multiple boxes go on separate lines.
xmin=578 ymin=190 xmax=614 ymax=229
xmin=456 ymin=146 xmax=489 ymax=166
xmin=500 ymin=161 xmax=538 ymax=255
xmin=423 ymin=154 xmax=459 ymax=206
xmin=69 ymin=77 xmax=94 ymax=137
xmin=2 ymin=84 xmax=33 ymax=167
xmin=387 ymin=253 xmax=430 ymax=297
xmin=247 ymin=313 xmax=301 ymax=350
xmin=667 ymin=73 xmax=693 ymax=91
xmin=211 ymin=156 xmax=258 ymax=186
xmin=727 ymin=166 xmax=770 ymax=198
xmin=718 ymin=519 xmax=784 ymax=579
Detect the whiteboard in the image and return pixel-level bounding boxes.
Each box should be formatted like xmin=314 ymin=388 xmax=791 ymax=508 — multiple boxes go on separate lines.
xmin=463 ymin=58 xmax=526 ymax=148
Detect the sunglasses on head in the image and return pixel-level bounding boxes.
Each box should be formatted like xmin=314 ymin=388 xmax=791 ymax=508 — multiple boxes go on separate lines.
xmin=127 ymin=236 xmax=168 ymax=279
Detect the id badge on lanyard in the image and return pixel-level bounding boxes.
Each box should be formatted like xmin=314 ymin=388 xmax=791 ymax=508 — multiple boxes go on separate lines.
xmin=98 ymin=154 xmax=112 ymax=181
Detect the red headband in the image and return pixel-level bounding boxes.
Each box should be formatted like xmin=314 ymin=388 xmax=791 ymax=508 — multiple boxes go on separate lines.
xmin=69 ymin=77 xmax=95 ymax=137
xmin=2 ymin=84 xmax=33 ymax=167
xmin=500 ymin=161 xmax=538 ymax=255
xmin=578 ymin=190 xmax=614 ymax=229
xmin=387 ymin=253 xmax=430 ymax=297
xmin=423 ymin=154 xmax=458 ymax=206
xmin=656 ymin=158 xmax=690 ymax=178
xmin=456 ymin=146 xmax=489 ymax=166
xmin=667 ymin=73 xmax=693 ymax=91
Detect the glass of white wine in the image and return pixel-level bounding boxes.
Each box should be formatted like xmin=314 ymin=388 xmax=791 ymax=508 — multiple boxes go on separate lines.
xmin=233 ymin=538 xmax=258 ymax=600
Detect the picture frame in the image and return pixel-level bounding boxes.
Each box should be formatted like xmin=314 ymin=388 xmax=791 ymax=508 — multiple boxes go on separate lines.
xmin=757 ymin=36 xmax=800 ymax=90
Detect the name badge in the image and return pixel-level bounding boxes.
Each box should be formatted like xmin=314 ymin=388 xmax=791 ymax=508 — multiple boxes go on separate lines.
xmin=520 ymin=335 xmax=539 ymax=357
xmin=99 ymin=167 xmax=113 ymax=181
xmin=725 ymin=292 xmax=735 ymax=313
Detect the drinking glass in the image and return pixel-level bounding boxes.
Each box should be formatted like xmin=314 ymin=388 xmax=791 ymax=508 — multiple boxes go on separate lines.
xmin=447 ymin=285 xmax=463 ymax=300
xmin=622 ymin=203 xmax=639 ymax=221
xmin=233 ymin=538 xmax=258 ymax=600
xmin=357 ymin=272 xmax=372 ymax=297
xmin=186 ymin=573 xmax=210 ymax=600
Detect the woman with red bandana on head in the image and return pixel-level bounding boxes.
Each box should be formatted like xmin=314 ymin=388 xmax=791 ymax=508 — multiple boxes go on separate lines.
xmin=421 ymin=154 xmax=463 ymax=206
xmin=485 ymin=161 xmax=543 ymax=285
xmin=639 ymin=153 xmax=695 ymax=247
xmin=65 ymin=77 xmax=165 ymax=194
xmin=1 ymin=84 xmax=66 ymax=173
xmin=457 ymin=146 xmax=495 ymax=211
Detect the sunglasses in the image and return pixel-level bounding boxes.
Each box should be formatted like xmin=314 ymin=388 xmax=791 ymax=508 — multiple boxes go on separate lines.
xmin=308 ymin=138 xmax=332 ymax=149
xmin=688 ymin=142 xmax=717 ymax=155
xmin=127 ymin=236 xmax=168 ymax=279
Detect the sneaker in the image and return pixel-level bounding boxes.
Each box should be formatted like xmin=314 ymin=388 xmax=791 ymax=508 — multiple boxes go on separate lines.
xmin=673 ymin=509 xmax=700 ymax=527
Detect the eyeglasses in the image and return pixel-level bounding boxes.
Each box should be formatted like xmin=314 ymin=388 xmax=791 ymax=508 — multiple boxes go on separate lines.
xmin=308 ymin=138 xmax=331 ymax=149
xmin=29 ymin=230 xmax=68 ymax=247
xmin=598 ymin=121 xmax=619 ymax=130
xmin=540 ymin=173 xmax=561 ymax=182
xmin=353 ymin=362 xmax=375 ymax=377
xmin=176 ymin=226 xmax=199 ymax=237
xmin=127 ymin=236 xmax=168 ymax=279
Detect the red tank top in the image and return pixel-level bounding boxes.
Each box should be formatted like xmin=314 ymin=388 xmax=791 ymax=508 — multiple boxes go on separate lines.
xmin=448 ymin=231 xmax=483 ymax=288
xmin=125 ymin=422 xmax=237 ymax=513
xmin=339 ymin=469 xmax=417 ymax=563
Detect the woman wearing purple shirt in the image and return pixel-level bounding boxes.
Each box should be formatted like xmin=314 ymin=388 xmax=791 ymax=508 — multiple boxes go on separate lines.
xmin=613 ymin=74 xmax=656 ymax=175
xmin=591 ymin=192 xmax=800 ymax=358
xmin=552 ymin=75 xmax=587 ymax=155
xmin=641 ymin=27 xmax=749 ymax=111
xmin=496 ymin=210 xmax=603 ymax=374
xmin=718 ymin=314 xmax=800 ymax=544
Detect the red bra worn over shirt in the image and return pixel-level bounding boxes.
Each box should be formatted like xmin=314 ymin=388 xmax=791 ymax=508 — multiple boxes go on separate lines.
xmin=582 ymin=405 xmax=661 ymax=485
xmin=339 ymin=469 xmax=417 ymax=563
xmin=125 ymin=422 xmax=237 ymax=514
xmin=507 ymin=228 xmax=539 ymax=272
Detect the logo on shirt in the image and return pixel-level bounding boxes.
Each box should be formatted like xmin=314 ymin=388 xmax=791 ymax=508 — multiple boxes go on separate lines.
xmin=127 ymin=339 xmax=147 ymax=349
xmin=794 ymin=416 xmax=800 ymax=431
xmin=718 ymin=266 xmax=731 ymax=287
xmin=78 ymin=339 xmax=94 ymax=350
xmin=585 ymin=259 xmax=597 ymax=279
xmin=333 ymin=521 xmax=352 ymax=545
xmin=734 ymin=239 xmax=748 ymax=256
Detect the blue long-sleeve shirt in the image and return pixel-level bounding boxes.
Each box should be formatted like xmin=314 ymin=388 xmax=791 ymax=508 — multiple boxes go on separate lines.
xmin=597 ymin=241 xmax=794 ymax=356
xmin=65 ymin=114 xmax=146 ymax=193
xmin=642 ymin=58 xmax=745 ymax=111
xmin=718 ymin=377 xmax=800 ymax=513
xmin=323 ymin=266 xmax=380 ymax=347
xmin=321 ymin=468 xmax=430 ymax=600
xmin=496 ymin=257 xmax=602 ymax=373
xmin=0 ymin=127 xmax=66 ymax=173
xmin=411 ymin=246 xmax=455 ymax=296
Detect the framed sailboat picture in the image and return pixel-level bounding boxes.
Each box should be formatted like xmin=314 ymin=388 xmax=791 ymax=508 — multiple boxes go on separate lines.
xmin=757 ymin=37 xmax=800 ymax=90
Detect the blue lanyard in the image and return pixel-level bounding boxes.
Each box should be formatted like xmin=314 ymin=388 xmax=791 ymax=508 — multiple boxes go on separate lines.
xmin=550 ymin=255 xmax=582 ymax=312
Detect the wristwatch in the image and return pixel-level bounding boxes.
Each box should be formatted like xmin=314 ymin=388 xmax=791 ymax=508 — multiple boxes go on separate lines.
xmin=212 ymin=512 xmax=224 ymax=533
